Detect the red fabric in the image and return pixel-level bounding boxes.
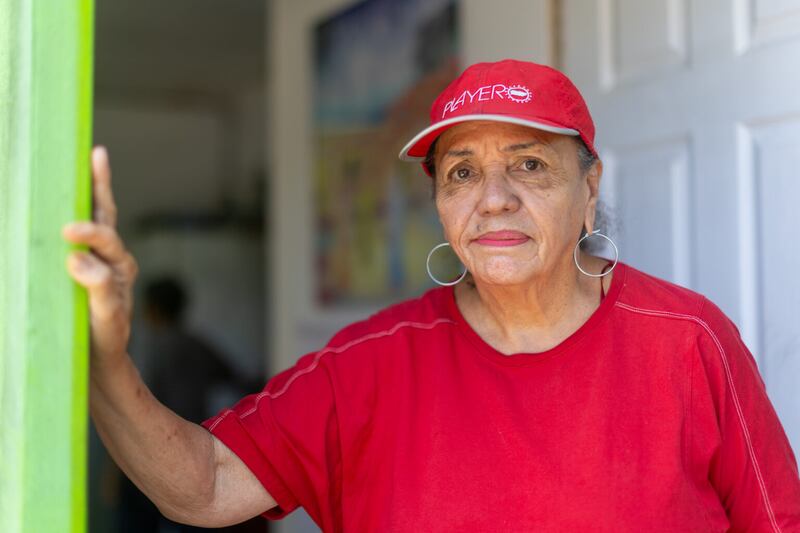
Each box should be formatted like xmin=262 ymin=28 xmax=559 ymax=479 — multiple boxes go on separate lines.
xmin=400 ymin=59 xmax=598 ymax=167
xmin=203 ymin=262 xmax=800 ymax=532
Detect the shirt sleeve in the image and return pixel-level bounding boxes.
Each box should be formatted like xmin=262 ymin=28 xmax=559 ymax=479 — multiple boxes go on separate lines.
xmin=201 ymin=349 xmax=342 ymax=529
xmin=695 ymin=297 xmax=800 ymax=531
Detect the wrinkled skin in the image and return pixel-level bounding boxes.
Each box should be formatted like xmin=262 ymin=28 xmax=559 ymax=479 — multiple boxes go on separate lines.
xmin=431 ymin=121 xmax=612 ymax=354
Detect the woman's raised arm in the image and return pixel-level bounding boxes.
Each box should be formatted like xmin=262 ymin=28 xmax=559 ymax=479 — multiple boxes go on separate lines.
xmin=62 ymin=147 xmax=276 ymax=526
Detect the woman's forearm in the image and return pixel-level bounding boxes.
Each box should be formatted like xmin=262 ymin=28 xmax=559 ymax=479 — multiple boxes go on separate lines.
xmin=89 ymin=352 xmax=216 ymax=523
xmin=63 ymin=149 xmax=271 ymax=526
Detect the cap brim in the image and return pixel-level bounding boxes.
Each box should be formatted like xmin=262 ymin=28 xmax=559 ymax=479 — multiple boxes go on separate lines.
xmin=398 ymin=114 xmax=579 ymax=162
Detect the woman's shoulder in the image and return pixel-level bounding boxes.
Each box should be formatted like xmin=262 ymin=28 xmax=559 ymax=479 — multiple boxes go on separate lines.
xmin=614 ymin=264 xmax=747 ymax=358
xmin=323 ymin=286 xmax=456 ymax=351
xmin=616 ymin=262 xmax=708 ymax=318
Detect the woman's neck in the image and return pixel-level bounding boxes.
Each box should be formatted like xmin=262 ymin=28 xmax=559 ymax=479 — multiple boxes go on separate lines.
xmin=454 ymin=254 xmax=612 ymax=355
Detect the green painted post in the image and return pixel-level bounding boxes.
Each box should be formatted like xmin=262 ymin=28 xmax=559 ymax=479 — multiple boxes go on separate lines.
xmin=0 ymin=0 xmax=93 ymax=531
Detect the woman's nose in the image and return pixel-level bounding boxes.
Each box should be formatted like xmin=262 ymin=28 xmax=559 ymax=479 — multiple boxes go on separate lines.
xmin=478 ymin=167 xmax=520 ymax=215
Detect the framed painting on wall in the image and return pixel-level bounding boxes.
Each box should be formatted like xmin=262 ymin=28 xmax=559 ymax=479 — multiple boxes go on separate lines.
xmin=313 ymin=0 xmax=460 ymax=306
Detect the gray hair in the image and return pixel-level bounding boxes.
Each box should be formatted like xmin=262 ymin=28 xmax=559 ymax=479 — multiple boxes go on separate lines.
xmin=573 ymin=139 xmax=606 ymax=250
xmin=572 ymin=141 xmax=619 ymax=254
xmin=575 ymin=137 xmax=598 ymax=174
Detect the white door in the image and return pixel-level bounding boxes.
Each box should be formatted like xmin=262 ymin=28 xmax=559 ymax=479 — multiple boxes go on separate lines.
xmin=561 ymin=0 xmax=800 ymax=453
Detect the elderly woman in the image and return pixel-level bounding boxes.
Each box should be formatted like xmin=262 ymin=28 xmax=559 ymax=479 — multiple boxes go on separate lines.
xmin=63 ymin=60 xmax=800 ymax=531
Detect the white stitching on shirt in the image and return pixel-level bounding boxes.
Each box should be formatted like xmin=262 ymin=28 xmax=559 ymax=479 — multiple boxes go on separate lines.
xmin=235 ymin=318 xmax=456 ymax=420
xmin=615 ymin=301 xmax=781 ymax=533
xmin=207 ymin=409 xmax=233 ymax=432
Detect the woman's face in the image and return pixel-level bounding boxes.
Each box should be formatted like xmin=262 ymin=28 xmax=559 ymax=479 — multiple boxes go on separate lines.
xmin=433 ymin=121 xmax=601 ymax=287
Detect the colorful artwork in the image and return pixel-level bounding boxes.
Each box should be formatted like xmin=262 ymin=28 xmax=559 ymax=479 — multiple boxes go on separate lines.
xmin=313 ymin=0 xmax=460 ymax=306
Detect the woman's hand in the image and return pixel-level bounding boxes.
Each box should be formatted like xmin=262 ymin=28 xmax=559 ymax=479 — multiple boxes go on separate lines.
xmin=60 ymin=147 xmax=276 ymax=524
xmin=62 ymin=146 xmax=138 ymax=372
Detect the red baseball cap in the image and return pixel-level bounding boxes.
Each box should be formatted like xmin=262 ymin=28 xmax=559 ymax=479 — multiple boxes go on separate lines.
xmin=398 ymin=59 xmax=597 ymax=175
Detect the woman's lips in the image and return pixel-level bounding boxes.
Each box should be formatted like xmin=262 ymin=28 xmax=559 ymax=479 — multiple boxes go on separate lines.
xmin=473 ymin=230 xmax=530 ymax=247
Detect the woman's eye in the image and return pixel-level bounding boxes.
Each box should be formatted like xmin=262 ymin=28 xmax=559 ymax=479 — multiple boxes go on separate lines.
xmin=454 ymin=168 xmax=472 ymax=180
xmin=523 ymin=159 xmax=542 ymax=171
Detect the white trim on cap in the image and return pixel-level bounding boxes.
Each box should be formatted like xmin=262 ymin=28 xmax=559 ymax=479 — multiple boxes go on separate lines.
xmin=398 ymin=114 xmax=579 ymax=161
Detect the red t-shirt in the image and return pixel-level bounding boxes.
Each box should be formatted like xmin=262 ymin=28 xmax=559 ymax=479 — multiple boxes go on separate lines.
xmin=202 ymin=262 xmax=800 ymax=531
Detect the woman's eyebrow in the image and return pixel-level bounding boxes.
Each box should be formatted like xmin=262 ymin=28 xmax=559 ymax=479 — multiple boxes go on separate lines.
xmin=443 ymin=141 xmax=545 ymax=158
xmin=502 ymin=141 xmax=543 ymax=152
xmin=445 ymin=148 xmax=473 ymax=158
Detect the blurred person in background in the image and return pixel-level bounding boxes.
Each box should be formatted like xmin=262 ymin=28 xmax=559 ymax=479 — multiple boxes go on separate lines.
xmin=63 ymin=60 xmax=800 ymax=531
xmin=141 ymin=276 xmax=235 ymax=425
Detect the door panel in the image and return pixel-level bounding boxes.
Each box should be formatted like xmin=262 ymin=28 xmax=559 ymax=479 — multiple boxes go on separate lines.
xmin=599 ymin=0 xmax=690 ymax=88
xmin=747 ymin=117 xmax=800 ymax=448
xmin=735 ymin=0 xmax=800 ymax=52
xmin=562 ymin=0 xmax=800 ymax=453
xmin=612 ymin=138 xmax=692 ymax=286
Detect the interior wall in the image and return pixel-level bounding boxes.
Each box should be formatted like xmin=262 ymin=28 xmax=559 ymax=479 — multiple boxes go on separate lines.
xmin=92 ymin=87 xmax=267 ymax=372
xmin=94 ymin=102 xmax=224 ymax=236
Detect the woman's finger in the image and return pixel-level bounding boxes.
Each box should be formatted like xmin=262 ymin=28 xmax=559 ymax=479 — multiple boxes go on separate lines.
xmin=92 ymin=146 xmax=118 ymax=228
xmin=66 ymin=252 xmax=124 ymax=322
xmin=66 ymin=251 xmax=113 ymax=290
xmin=62 ymin=221 xmax=133 ymax=270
